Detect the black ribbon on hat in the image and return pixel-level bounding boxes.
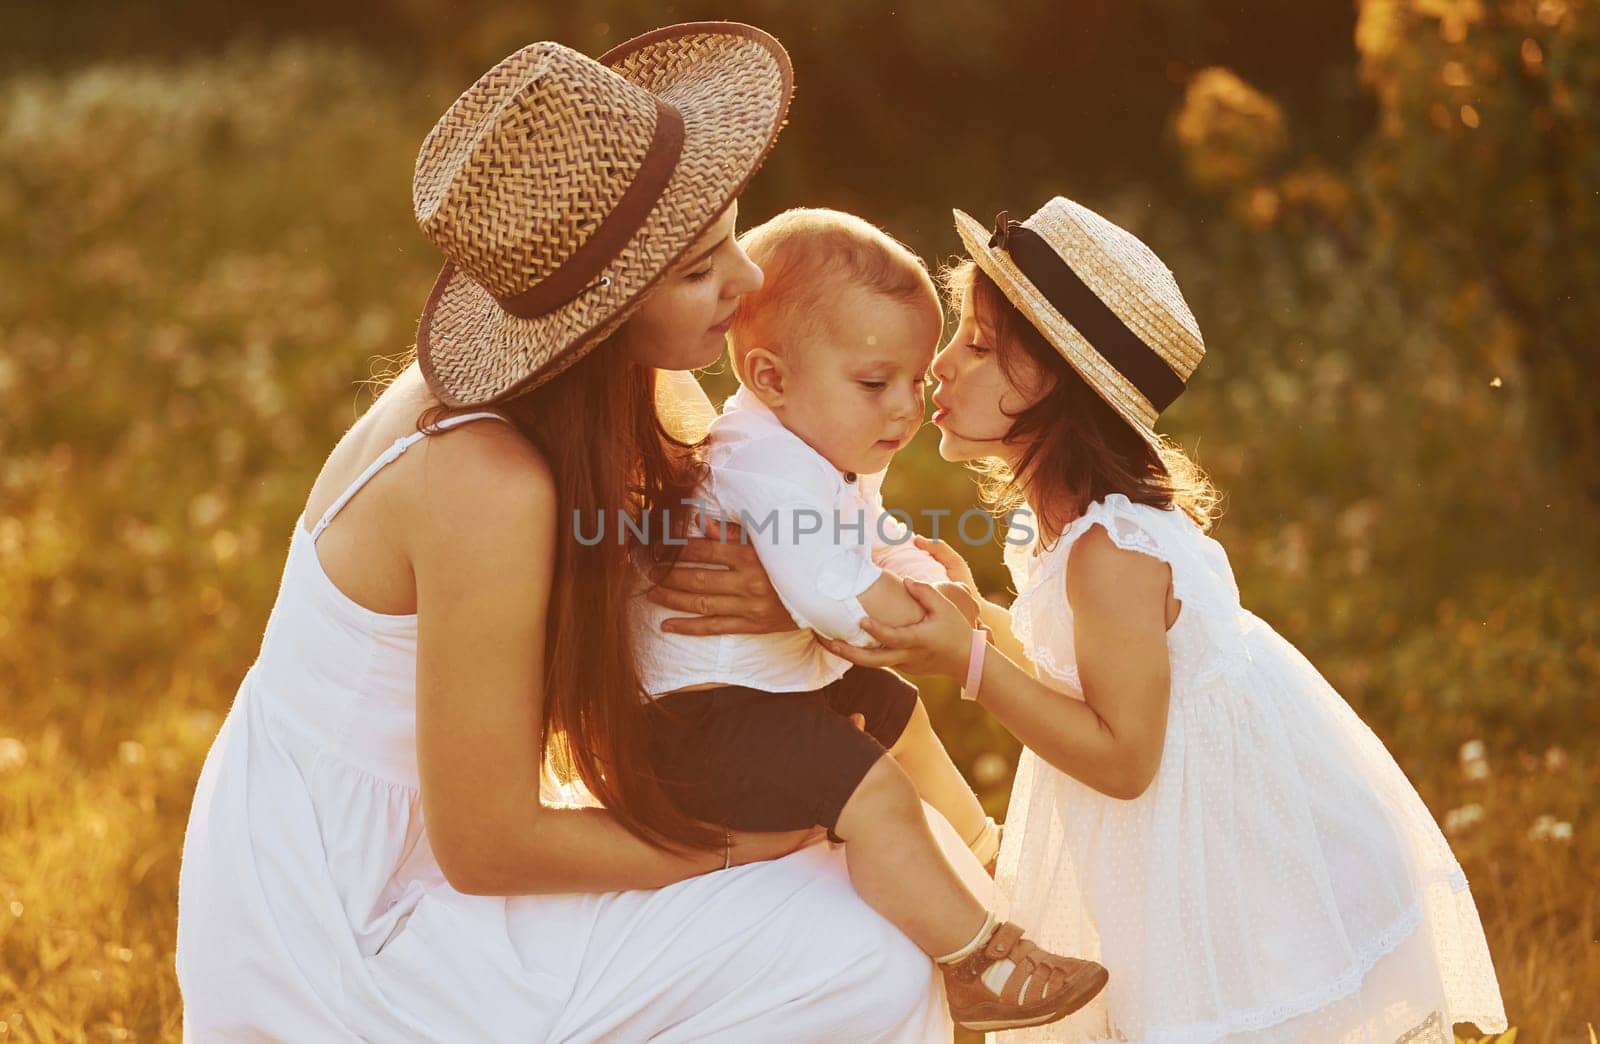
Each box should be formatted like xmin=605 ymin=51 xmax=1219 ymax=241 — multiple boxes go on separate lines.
xmin=988 ymin=211 xmax=1186 ymax=413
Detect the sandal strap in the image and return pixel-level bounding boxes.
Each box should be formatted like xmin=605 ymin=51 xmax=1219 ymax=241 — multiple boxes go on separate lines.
xmin=983 ymin=921 xmax=1025 ymax=960
xmin=1000 ymin=938 xmax=1042 ymax=1005
xmin=1002 ymin=937 xmax=1091 ymax=1007
xmin=947 ymin=920 xmax=1025 ymax=983
xmin=1023 ymin=956 xmax=1075 ymax=1007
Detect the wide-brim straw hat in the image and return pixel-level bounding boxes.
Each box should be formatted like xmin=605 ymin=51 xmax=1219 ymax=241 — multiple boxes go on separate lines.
xmin=953 ymin=198 xmax=1205 ymax=457
xmin=413 ymin=23 xmax=793 ymax=407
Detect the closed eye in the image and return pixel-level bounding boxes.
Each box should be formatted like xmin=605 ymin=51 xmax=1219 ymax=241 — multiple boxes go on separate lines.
xmin=858 ymin=380 xmax=886 ymax=390
xmin=681 ymin=232 xmax=732 ymax=282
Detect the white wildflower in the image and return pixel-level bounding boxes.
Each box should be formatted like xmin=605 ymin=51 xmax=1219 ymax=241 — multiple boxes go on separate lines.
xmin=0 ymin=738 xmax=25 ymax=773
xmin=1528 ymin=814 xmax=1573 ymax=843
xmin=1443 ymin=804 xmax=1485 ymax=835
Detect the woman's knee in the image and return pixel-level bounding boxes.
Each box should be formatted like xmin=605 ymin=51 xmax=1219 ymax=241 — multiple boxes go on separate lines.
xmin=849 ymin=915 xmax=942 ymax=1027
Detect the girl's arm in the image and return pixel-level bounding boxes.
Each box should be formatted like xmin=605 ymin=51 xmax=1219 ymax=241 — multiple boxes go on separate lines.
xmin=410 ymin=427 xmax=805 ymax=897
xmin=820 ymin=525 xmax=1173 ymax=801
xmin=984 ymin=526 xmax=1173 ymax=797
xmin=975 ymin=595 xmax=1031 ymax=670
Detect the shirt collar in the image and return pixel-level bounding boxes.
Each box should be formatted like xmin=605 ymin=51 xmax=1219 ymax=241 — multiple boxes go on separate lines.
xmin=719 ymin=384 xmax=875 ymax=488
xmin=722 ymin=382 xmax=776 ymax=422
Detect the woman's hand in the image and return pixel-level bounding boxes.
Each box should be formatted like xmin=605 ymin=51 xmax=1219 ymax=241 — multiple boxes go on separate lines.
xmin=816 ymin=578 xmax=976 ymax=680
xmin=647 ymin=517 xmax=799 ymax=635
xmin=726 ymin=826 xmax=826 ymax=866
xmin=912 ymin=533 xmax=979 ymax=592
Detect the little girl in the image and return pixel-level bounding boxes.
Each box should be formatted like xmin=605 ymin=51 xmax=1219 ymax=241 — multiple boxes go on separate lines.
xmin=820 ymin=197 xmax=1508 ymax=1041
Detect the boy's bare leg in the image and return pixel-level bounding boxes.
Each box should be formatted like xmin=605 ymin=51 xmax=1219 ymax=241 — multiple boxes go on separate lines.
xmin=833 ymin=754 xmax=990 ymax=956
xmin=887 ymin=698 xmax=989 ymax=847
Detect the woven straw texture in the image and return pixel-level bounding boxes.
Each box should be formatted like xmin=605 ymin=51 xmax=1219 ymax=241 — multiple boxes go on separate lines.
xmin=414 ymin=23 xmax=792 ymax=406
xmin=954 ymin=197 xmax=1205 ymax=454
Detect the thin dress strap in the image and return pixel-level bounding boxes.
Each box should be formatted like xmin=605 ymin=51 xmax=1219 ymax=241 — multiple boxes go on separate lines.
xmin=307 ymin=411 xmax=511 ymax=542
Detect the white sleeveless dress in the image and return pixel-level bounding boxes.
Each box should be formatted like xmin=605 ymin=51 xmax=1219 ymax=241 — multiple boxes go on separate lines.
xmin=990 ymin=494 xmax=1506 ymax=1043
xmin=175 ymin=412 xmax=952 ymax=1042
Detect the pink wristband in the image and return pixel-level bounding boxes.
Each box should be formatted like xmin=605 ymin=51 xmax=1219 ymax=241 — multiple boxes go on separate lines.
xmin=960 ymin=627 xmax=988 ymax=701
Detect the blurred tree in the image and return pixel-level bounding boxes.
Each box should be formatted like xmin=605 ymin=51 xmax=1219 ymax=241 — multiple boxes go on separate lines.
xmin=1168 ymin=0 xmax=1599 ymax=498
xmin=1174 ymin=67 xmax=1290 ymax=191
xmin=0 ymin=1 xmax=1366 ymax=217
xmin=1355 ymin=0 xmax=1599 ymax=494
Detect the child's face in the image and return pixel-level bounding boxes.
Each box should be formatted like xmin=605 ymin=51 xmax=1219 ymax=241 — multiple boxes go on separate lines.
xmin=771 ymin=286 xmax=941 ymax=476
xmin=929 ymin=286 xmax=1050 ymax=465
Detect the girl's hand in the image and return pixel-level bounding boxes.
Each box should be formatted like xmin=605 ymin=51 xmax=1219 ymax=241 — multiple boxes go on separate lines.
xmin=913 ymin=534 xmax=979 ymax=592
xmin=817 ymin=578 xmax=976 ymax=680
xmin=648 ymin=518 xmax=799 ymax=635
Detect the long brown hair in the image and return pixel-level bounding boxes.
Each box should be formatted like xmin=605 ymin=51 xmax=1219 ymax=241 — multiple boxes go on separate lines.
xmin=420 ymin=335 xmax=721 ymax=852
xmin=942 ymin=260 xmax=1222 ymax=549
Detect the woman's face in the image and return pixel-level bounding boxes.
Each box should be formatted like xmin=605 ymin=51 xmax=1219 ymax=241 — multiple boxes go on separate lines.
xmin=622 ymin=203 xmax=763 ymax=370
xmin=929 ymin=284 xmax=1050 ymax=465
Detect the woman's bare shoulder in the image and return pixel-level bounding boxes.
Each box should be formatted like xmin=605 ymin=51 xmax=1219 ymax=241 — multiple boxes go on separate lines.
xmin=371 ymin=362 xmax=556 ymax=522
xmin=422 ymin=418 xmax=551 ymax=500
xmin=408 ymin=419 xmax=557 ymax=550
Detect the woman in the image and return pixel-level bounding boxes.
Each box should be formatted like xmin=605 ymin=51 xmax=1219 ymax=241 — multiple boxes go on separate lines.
xmin=176 ymin=24 xmax=952 ymax=1041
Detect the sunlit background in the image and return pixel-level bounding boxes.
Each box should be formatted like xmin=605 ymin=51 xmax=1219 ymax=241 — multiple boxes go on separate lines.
xmin=0 ymin=1 xmax=1595 ymax=1039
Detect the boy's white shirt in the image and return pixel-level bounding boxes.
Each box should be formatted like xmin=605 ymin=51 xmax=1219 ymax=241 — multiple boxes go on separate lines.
xmin=631 ymin=382 xmax=949 ymax=696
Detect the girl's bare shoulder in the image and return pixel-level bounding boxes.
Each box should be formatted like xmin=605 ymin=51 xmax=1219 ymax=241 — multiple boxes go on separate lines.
xmin=1065 ymin=522 xmax=1173 ymax=615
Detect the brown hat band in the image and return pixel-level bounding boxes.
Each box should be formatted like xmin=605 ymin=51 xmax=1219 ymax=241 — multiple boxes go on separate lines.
xmin=990 ymin=211 xmax=1187 ymax=413
xmin=494 ymin=96 xmax=686 ymax=320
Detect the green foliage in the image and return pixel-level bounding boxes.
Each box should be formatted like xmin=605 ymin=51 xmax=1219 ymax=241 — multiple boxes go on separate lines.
xmin=1356 ymin=0 xmax=1600 ymax=492
xmin=0 ymin=43 xmax=445 ymax=718
xmin=1173 ymin=0 xmax=1600 ymax=492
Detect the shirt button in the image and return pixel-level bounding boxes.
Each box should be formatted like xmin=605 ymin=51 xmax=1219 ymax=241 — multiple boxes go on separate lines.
xmin=844 ymin=471 xmax=857 ymax=483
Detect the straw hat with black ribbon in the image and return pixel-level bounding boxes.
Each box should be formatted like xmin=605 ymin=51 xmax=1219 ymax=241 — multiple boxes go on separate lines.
xmin=953 ymin=198 xmax=1205 ymax=457
xmin=412 ymin=22 xmax=793 ymax=407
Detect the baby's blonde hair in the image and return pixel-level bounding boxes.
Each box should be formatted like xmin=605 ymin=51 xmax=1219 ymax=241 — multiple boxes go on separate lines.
xmin=729 ymin=208 xmax=939 ymax=379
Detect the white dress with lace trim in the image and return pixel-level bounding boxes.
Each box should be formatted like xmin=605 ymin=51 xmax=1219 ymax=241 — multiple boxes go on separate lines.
xmin=990 ymin=493 xmax=1506 ymax=1043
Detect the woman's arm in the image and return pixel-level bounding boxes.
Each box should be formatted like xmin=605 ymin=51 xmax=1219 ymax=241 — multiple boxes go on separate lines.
xmin=819 ymin=526 xmax=1173 ymax=801
xmin=409 ymin=428 xmax=803 ymax=896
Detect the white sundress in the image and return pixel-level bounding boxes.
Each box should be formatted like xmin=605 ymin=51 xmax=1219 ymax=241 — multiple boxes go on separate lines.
xmin=175 ymin=412 xmax=955 ymax=1043
xmin=990 ymin=493 xmax=1507 ymax=1043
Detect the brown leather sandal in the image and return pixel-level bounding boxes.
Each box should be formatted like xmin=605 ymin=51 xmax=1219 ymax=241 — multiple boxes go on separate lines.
xmin=940 ymin=921 xmax=1109 ymax=1032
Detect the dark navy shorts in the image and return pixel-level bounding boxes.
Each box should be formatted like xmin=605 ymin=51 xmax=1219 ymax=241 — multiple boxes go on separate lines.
xmin=644 ymin=666 xmax=920 ymax=843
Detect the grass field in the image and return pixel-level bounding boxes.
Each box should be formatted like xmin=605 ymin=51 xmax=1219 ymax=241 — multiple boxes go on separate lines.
xmin=0 ymin=43 xmax=1594 ymax=1041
